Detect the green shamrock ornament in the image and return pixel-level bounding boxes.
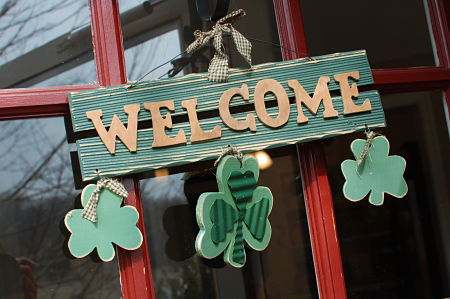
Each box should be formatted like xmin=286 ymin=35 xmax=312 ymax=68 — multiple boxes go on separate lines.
xmin=64 ymin=184 xmax=143 ymax=262
xmin=341 ymin=135 xmax=408 ymax=206
xmin=196 ymin=155 xmax=273 ymax=268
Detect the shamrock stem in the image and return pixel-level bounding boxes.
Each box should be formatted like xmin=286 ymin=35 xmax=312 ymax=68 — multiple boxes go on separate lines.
xmin=231 ymin=213 xmax=246 ymax=266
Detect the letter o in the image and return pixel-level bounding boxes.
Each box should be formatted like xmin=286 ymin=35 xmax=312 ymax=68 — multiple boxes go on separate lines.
xmin=254 ymin=79 xmax=290 ymax=128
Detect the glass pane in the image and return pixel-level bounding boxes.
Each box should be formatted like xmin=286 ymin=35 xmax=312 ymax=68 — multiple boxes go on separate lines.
xmin=140 ymin=174 xmax=217 ymax=299
xmin=324 ymin=91 xmax=450 ymax=298
xmin=119 ymin=0 xmax=282 ymax=83
xmin=33 ymin=60 xmax=97 ymax=87
xmin=0 ymin=118 xmax=121 ymax=298
xmin=118 ymin=0 xmax=143 ymax=12
xmin=300 ymin=0 xmax=436 ymax=68
xmin=244 ymin=149 xmax=318 ymax=299
xmin=140 ymin=148 xmax=317 ymax=299
xmin=125 ymin=29 xmax=182 ymax=81
xmin=123 ymin=0 xmax=317 ymax=297
xmin=0 ymin=0 xmax=95 ymax=88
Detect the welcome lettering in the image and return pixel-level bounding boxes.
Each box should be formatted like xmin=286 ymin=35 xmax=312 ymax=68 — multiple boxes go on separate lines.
xmin=87 ymin=71 xmax=372 ymax=154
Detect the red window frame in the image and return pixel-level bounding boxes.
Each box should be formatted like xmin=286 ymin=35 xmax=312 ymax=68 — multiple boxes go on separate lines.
xmin=274 ymin=1 xmax=450 ymax=298
xmin=0 ymin=0 xmax=449 ymax=298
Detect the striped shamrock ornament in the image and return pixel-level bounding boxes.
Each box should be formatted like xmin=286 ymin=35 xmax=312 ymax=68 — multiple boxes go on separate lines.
xmin=195 ymin=153 xmax=273 ymax=268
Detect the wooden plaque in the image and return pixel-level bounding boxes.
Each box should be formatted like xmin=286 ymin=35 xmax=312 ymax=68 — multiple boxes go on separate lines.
xmin=68 ymin=50 xmax=385 ymax=181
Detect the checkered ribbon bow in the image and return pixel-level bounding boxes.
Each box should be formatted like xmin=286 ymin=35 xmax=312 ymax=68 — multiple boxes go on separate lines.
xmin=82 ymin=178 xmax=129 ymax=223
xmin=186 ymin=9 xmax=252 ymax=82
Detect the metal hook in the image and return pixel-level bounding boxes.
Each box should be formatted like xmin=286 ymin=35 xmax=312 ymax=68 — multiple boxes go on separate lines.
xmin=94 ymin=169 xmax=103 ymax=180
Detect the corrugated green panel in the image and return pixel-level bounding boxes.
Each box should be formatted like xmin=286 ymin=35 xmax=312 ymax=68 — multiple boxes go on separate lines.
xmin=210 ymin=199 xmax=238 ymax=244
xmin=69 ymin=50 xmax=372 ymax=132
xmin=77 ymin=90 xmax=385 ymax=181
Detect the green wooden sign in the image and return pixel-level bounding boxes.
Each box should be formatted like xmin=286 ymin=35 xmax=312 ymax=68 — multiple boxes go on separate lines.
xmin=68 ymin=50 xmax=385 ymax=181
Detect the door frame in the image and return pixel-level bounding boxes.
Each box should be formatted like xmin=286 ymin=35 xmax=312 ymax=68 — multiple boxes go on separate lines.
xmin=0 ymin=1 xmax=449 ymax=298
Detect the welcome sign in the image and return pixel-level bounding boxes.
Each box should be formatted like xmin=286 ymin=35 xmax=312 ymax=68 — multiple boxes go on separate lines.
xmin=68 ymin=50 xmax=385 ymax=181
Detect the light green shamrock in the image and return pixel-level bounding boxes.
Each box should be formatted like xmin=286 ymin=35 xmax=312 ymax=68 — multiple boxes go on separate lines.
xmin=64 ymin=184 xmax=143 ymax=262
xmin=341 ymin=136 xmax=408 ymax=206
xmin=196 ymin=155 xmax=273 ymax=268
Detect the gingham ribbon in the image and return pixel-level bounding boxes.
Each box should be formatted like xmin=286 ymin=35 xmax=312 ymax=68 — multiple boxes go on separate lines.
xmin=82 ymin=178 xmax=129 ymax=223
xmin=186 ymin=9 xmax=252 ymax=82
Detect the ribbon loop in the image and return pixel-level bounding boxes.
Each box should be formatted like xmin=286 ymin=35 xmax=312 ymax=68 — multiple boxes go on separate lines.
xmin=82 ymin=178 xmax=129 ymax=223
xmin=187 ymin=9 xmax=252 ymax=82
xmin=217 ymin=8 xmax=245 ymax=25
xmin=231 ymin=28 xmax=252 ymax=66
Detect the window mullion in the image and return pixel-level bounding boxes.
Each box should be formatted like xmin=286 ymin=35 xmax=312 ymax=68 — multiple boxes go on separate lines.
xmin=273 ymin=0 xmax=347 ymax=298
xmin=88 ymin=1 xmax=156 ymax=298
xmin=427 ymin=0 xmax=450 ymax=122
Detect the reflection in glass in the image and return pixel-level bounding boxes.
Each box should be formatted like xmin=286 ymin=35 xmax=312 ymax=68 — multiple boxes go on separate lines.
xmin=246 ymin=150 xmax=318 ymax=299
xmin=140 ymin=149 xmax=318 ymax=298
xmin=324 ymin=91 xmax=450 ymax=298
xmin=0 ymin=118 xmax=121 ymax=298
xmin=125 ymin=29 xmax=182 ymax=81
xmin=33 ymin=60 xmax=97 ymax=87
xmin=140 ymin=174 xmax=217 ymax=299
xmin=0 ymin=0 xmax=95 ymax=88
xmin=0 ymin=0 xmax=90 ymax=63
xmin=301 ymin=0 xmax=436 ymax=68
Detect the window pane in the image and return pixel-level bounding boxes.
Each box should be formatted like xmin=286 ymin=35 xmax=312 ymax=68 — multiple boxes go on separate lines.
xmin=0 ymin=0 xmax=95 ymax=88
xmin=141 ymin=148 xmax=317 ymax=299
xmin=324 ymin=91 xmax=450 ymax=298
xmin=32 ymin=60 xmax=96 ymax=87
xmin=300 ymin=0 xmax=436 ymax=68
xmin=0 ymin=118 xmax=121 ymax=298
xmin=140 ymin=174 xmax=217 ymax=299
xmin=123 ymin=0 xmax=317 ymax=297
xmin=125 ymin=29 xmax=182 ymax=81
xmin=119 ymin=0 xmax=282 ymax=83
xmin=244 ymin=149 xmax=318 ymax=299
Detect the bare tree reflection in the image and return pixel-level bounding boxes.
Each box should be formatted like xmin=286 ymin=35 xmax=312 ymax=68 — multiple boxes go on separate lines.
xmin=0 ymin=0 xmax=89 ymax=62
xmin=0 ymin=1 xmax=194 ymax=297
xmin=0 ymin=118 xmax=122 ymax=298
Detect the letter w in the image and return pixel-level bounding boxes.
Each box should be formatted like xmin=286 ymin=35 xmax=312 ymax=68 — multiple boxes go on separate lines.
xmin=86 ymin=104 xmax=140 ymax=154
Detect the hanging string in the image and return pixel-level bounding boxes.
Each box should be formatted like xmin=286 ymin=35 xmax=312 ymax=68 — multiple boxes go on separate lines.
xmin=126 ymin=37 xmax=315 ymax=87
xmin=126 ymin=50 xmax=187 ymax=89
xmin=357 ymin=125 xmax=384 ymax=167
xmin=246 ymin=36 xmax=314 ymax=61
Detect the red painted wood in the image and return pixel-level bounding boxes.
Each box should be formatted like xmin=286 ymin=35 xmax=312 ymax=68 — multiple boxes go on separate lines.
xmin=427 ymin=0 xmax=450 ymax=119
xmin=2 ymin=65 xmax=449 ymax=120
xmin=371 ymin=67 xmax=450 ymax=94
xmin=89 ymin=0 xmax=127 ymax=86
xmin=0 ymin=85 xmax=98 ymax=120
xmin=118 ymin=179 xmax=156 ymax=299
xmin=298 ymin=142 xmax=346 ymax=299
xmin=273 ymin=1 xmax=347 ymax=298
xmin=272 ymin=0 xmax=308 ymax=58
xmin=88 ymin=1 xmax=155 ymax=298
xmin=428 ymin=0 xmax=450 ymax=68
xmin=373 ymin=67 xmax=450 ymax=85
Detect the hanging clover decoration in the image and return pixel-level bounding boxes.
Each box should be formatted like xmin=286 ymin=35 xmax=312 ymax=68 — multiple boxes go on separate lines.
xmin=341 ymin=132 xmax=408 ymax=206
xmin=64 ymin=179 xmax=143 ymax=262
xmin=195 ymin=151 xmax=273 ymax=268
